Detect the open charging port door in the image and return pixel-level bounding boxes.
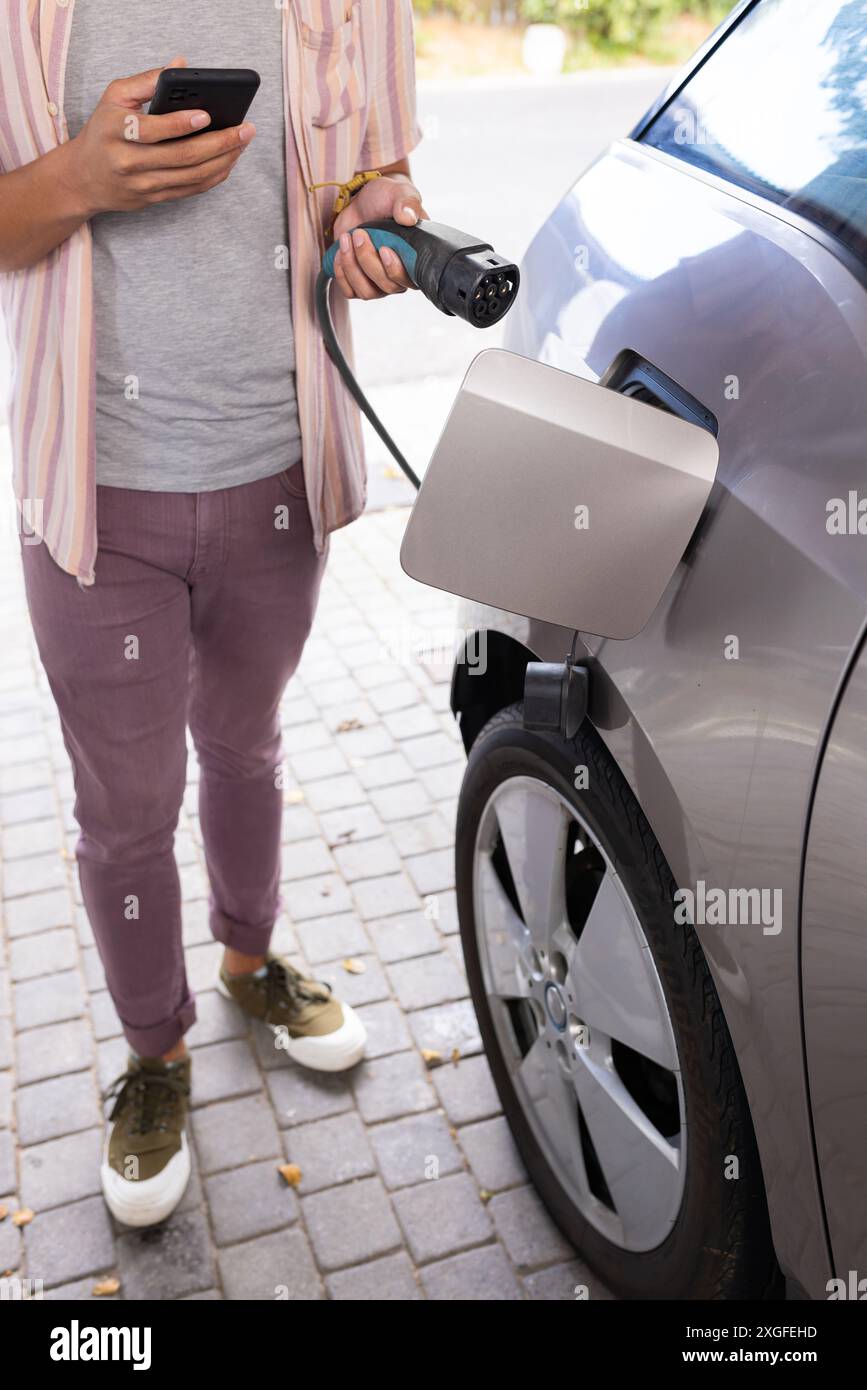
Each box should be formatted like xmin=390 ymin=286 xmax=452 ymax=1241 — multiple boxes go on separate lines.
xmin=400 ymin=348 xmax=720 ymax=643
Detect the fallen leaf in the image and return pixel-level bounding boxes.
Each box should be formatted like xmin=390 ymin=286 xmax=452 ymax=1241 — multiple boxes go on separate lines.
xmin=93 ymin=1276 xmax=121 ymax=1297
xmin=342 ymin=957 xmax=366 ymax=975
xmin=283 ymin=790 xmax=305 ymax=805
xmin=336 ymin=718 xmax=363 ymax=734
xmin=0 ymin=1204 xmax=7 ymax=1222
xmin=421 ymin=1049 xmax=444 ymax=1070
xmin=337 ymin=829 xmax=356 ymax=842
xmin=382 ymin=465 xmax=404 ymax=481
xmin=278 ymin=1163 xmax=303 ymax=1188
xmin=12 ymin=1209 xmax=34 ymax=1228
xmin=451 ymin=1048 xmax=461 ymax=1066
xmin=479 ymin=1189 xmax=493 ymax=1204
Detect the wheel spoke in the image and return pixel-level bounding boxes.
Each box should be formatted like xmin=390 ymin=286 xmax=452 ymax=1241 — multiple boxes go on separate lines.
xmin=494 ymin=779 xmax=570 ymax=947
xmin=568 ymin=871 xmax=678 ymax=1072
xmin=573 ymin=1049 xmax=682 ymax=1248
xmin=476 ymin=851 xmax=531 ymax=999
xmin=517 ymin=1036 xmax=588 ymax=1198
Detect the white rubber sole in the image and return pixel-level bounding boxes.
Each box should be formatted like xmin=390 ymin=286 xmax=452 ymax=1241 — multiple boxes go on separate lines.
xmin=100 ymin=1133 xmax=192 ymax=1229
xmin=216 ymin=976 xmax=367 ymax=1072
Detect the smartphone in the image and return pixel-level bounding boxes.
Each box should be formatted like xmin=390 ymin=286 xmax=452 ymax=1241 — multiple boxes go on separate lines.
xmin=149 ymin=68 xmax=260 ymax=135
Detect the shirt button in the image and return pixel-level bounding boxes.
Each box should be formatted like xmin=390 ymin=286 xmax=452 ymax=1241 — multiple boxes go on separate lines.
xmin=47 ymin=101 xmax=59 ymax=116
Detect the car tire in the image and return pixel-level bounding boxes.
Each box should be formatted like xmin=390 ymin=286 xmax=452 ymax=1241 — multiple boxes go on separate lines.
xmin=455 ymin=701 xmax=781 ymax=1300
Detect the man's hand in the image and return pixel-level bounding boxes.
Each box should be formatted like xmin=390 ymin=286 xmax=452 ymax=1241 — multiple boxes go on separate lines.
xmin=61 ymin=56 xmax=256 ymax=218
xmin=331 ymin=173 xmax=429 ymax=300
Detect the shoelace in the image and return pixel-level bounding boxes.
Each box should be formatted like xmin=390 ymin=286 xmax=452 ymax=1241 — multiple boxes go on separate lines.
xmin=103 ymin=1068 xmax=189 ymax=1137
xmin=265 ymin=955 xmax=332 ymax=1016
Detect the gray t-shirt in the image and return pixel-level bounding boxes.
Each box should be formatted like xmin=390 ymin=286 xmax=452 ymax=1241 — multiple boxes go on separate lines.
xmin=64 ymin=1 xmax=302 ymax=492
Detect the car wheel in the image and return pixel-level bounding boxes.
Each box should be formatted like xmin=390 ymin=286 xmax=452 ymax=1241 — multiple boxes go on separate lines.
xmin=455 ymin=701 xmax=779 ymax=1300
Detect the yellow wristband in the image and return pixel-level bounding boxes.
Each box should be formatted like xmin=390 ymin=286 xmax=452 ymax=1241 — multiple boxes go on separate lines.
xmin=309 ymin=169 xmax=383 ymax=237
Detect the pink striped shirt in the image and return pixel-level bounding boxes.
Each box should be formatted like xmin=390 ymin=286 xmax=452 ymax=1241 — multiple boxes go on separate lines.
xmin=0 ymin=0 xmax=422 ymax=584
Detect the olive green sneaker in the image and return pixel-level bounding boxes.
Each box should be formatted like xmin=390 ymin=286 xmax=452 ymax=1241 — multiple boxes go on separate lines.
xmin=100 ymin=1054 xmax=192 ymax=1228
xmin=218 ymin=952 xmax=366 ymax=1072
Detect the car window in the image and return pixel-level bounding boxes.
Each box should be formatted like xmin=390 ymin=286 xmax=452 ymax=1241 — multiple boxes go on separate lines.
xmin=642 ymin=0 xmax=867 ymax=264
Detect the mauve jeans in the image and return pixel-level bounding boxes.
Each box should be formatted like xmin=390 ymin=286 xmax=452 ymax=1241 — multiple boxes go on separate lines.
xmin=20 ymin=462 xmax=326 ymax=1056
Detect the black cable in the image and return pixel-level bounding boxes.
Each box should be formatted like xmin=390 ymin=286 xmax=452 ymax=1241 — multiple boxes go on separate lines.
xmin=315 ymin=270 xmax=421 ymax=492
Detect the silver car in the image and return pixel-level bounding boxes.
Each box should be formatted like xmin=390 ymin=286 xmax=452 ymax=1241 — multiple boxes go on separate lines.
xmin=402 ymin=0 xmax=867 ymax=1300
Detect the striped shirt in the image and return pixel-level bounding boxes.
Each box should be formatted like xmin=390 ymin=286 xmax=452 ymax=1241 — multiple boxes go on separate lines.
xmin=0 ymin=0 xmax=422 ymax=584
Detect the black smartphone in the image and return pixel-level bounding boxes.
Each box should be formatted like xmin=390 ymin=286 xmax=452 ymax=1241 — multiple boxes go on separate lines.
xmin=149 ymin=67 xmax=260 ymax=134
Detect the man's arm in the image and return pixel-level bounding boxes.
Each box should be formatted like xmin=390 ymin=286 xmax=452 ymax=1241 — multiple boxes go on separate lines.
xmin=0 ymin=60 xmax=253 ymax=276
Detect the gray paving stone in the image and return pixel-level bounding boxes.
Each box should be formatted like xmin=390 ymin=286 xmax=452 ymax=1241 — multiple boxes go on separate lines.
xmin=280 ymin=836 xmax=336 ymax=882
xmin=9 ymin=927 xmax=77 ymax=982
xmin=383 ymin=705 xmax=442 ymax=741
xmin=0 ymin=786 xmax=55 ymax=827
xmin=356 ymin=752 xmax=415 ymax=792
xmin=187 ymin=989 xmax=247 ymax=1048
xmin=369 ymin=780 xmax=432 ymax=822
xmin=387 ymin=952 xmax=467 ymax=1012
xmin=301 ymin=1176 xmax=401 ymax=1271
xmin=185 ymin=941 xmax=223 ymax=993
xmin=0 ymin=1018 xmax=11 ymax=1070
xmin=5 ymin=888 xmax=74 ymax=938
xmin=96 ymin=1036 xmax=129 ymax=1094
xmin=458 ymin=1116 xmax=528 ymax=1192
xmin=393 ymin=1172 xmax=494 ymax=1264
xmin=404 ymin=848 xmax=455 ymax=898
xmin=367 ymin=680 xmax=419 ymax=715
xmin=280 ymin=802 xmax=320 ymax=843
xmin=191 ymin=1094 xmax=282 ymax=1174
xmin=489 ymin=1185 xmax=575 ymax=1270
xmin=318 ymin=802 xmax=384 ymax=849
xmin=281 ymin=872 xmax=353 ymax=921
xmin=116 ymin=1209 xmax=215 ymax=1300
xmin=352 ymin=872 xmax=419 ymax=920
xmin=203 ymin=1159 xmax=299 ymax=1246
xmin=317 ymin=954 xmax=389 ymax=1007
xmin=4 ymin=851 xmax=68 ymax=899
xmin=280 ymin=720 xmax=331 ymax=755
xmin=419 ymin=764 xmax=464 ymax=802
xmin=16 ymin=1071 xmax=100 ymax=1146
xmin=0 ymin=1072 xmax=10 ymax=1128
xmin=351 ymin=1050 xmax=435 ymax=1124
xmin=295 ymin=913 xmax=370 ymax=966
xmin=218 ymin=1227 xmax=323 ymax=1301
xmin=0 ymin=1203 xmax=23 ymax=1273
xmin=24 ymin=1195 xmax=115 ymax=1289
xmin=370 ymin=1110 xmax=464 ymax=1191
xmin=2 ymin=818 xmax=61 ymax=860
xmin=14 ymin=969 xmax=85 ymax=1030
xmin=304 ymin=774 xmax=366 ymax=814
xmin=366 ymin=911 xmax=441 ymax=963
xmin=403 ymin=734 xmax=462 ymax=772
xmin=0 ymin=969 xmax=9 ymax=1016
xmin=326 ymin=1251 xmax=422 ymax=1301
xmin=332 ymin=836 xmax=402 ymax=883
xmin=80 ymin=945 xmax=106 ymax=992
xmin=354 ymin=999 xmax=412 ymax=1059
xmin=43 ymin=1276 xmax=121 ymax=1300
xmin=189 ymin=1039 xmax=261 ymax=1107
xmin=284 ymin=1111 xmax=375 ymax=1193
xmin=0 ymin=1130 xmax=16 ymax=1193
xmin=421 ymin=1245 xmax=523 ymax=1301
xmin=523 ymin=1259 xmax=615 ymax=1300
xmin=20 ymin=1128 xmax=103 ymax=1211
xmin=290 ymin=745 xmax=349 ymax=783
xmin=389 ymin=812 xmax=452 ymax=860
xmin=432 ymin=1054 xmax=501 ymax=1125
xmin=266 ymin=1065 xmax=354 ymax=1129
xmin=89 ymin=991 xmax=122 ymax=1041
xmin=407 ymin=999 xmax=482 ymax=1059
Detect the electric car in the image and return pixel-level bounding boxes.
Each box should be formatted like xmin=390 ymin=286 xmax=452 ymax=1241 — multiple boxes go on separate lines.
xmin=404 ymin=0 xmax=867 ymax=1300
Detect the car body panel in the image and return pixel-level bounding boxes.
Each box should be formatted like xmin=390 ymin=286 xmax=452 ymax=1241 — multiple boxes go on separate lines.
xmin=448 ymin=137 xmax=867 ymax=1294
xmin=802 ymin=632 xmax=867 ymax=1282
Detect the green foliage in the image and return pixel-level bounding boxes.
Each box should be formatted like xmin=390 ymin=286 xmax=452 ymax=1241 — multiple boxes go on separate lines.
xmin=415 ymin=1 xmax=733 ymax=45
